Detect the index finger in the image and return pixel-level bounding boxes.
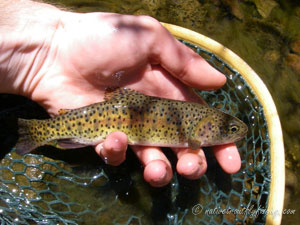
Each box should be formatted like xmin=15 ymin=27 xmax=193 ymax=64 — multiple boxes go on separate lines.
xmin=212 ymin=143 xmax=241 ymax=174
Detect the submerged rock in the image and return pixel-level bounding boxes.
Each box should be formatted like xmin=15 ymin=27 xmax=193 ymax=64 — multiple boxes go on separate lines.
xmin=286 ymin=53 xmax=300 ymax=74
xmin=284 ymin=168 xmax=298 ymax=207
xmin=290 ymin=35 xmax=300 ymax=54
xmin=220 ymin=0 xmax=244 ymax=20
xmin=252 ymin=0 xmax=278 ymax=18
xmin=264 ymin=50 xmax=280 ymax=62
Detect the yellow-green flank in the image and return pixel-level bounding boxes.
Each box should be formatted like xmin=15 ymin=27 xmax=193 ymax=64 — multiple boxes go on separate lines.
xmin=15 ymin=88 xmax=248 ymax=155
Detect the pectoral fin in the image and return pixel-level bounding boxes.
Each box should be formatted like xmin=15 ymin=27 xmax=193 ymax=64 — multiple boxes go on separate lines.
xmin=188 ymin=115 xmax=215 ymax=150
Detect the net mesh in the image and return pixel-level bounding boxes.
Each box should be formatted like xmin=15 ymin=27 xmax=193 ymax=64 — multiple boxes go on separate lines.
xmin=0 ymin=41 xmax=270 ymax=225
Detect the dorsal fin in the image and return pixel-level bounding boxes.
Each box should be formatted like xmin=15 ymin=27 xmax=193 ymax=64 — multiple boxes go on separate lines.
xmin=104 ymin=87 xmax=142 ymax=101
xmin=58 ymin=108 xmax=70 ymax=115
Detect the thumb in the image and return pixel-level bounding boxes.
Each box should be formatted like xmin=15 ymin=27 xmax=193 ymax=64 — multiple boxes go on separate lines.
xmin=150 ymin=24 xmax=226 ymax=90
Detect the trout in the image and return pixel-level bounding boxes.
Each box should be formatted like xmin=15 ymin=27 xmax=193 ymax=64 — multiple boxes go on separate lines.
xmin=15 ymin=88 xmax=248 ymax=155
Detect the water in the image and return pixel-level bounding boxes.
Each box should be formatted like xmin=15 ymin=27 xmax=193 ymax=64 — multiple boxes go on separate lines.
xmin=7 ymin=0 xmax=300 ymax=224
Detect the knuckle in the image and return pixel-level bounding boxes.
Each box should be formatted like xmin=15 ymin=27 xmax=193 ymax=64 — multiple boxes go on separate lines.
xmin=137 ymin=15 xmax=161 ymax=30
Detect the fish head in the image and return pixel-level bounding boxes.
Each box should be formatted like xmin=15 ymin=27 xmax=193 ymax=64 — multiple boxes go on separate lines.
xmin=188 ymin=113 xmax=248 ymax=149
xmin=217 ymin=114 xmax=248 ymax=144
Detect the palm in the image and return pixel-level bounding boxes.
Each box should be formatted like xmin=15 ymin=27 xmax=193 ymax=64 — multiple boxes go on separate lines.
xmin=34 ymin=13 xmax=199 ymax=115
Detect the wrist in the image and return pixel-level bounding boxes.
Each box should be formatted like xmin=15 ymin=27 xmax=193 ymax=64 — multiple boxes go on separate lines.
xmin=0 ymin=0 xmax=62 ymax=96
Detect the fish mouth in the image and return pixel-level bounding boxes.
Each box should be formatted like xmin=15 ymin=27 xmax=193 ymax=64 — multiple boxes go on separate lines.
xmin=230 ymin=126 xmax=248 ymax=143
xmin=236 ymin=128 xmax=248 ymax=142
xmin=242 ymin=127 xmax=248 ymax=137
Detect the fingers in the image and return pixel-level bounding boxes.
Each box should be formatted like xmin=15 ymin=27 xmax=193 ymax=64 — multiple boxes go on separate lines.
xmin=173 ymin=144 xmax=241 ymax=180
xmin=95 ymin=132 xmax=240 ymax=186
xmin=132 ymin=146 xmax=207 ymax=186
xmin=94 ymin=131 xmax=128 ymax=166
xmin=212 ymin=143 xmax=241 ymax=174
xmin=146 ymin=19 xmax=226 ymax=90
xmin=131 ymin=146 xmax=173 ymax=187
xmin=95 ymin=132 xmax=173 ymax=187
xmin=172 ymin=148 xmax=207 ymax=179
xmin=173 ymin=143 xmax=241 ymax=180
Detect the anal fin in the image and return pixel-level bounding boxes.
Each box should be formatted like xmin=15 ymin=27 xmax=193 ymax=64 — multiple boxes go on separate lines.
xmin=56 ymin=139 xmax=88 ymax=149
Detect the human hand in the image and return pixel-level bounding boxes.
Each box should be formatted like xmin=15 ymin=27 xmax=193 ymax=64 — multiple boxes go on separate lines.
xmin=0 ymin=6 xmax=241 ymax=186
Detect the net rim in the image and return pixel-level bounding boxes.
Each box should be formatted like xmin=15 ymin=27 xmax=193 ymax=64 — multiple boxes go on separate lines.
xmin=161 ymin=22 xmax=285 ymax=225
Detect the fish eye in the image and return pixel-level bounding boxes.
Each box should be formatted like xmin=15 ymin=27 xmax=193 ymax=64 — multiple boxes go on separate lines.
xmin=230 ymin=125 xmax=239 ymax=133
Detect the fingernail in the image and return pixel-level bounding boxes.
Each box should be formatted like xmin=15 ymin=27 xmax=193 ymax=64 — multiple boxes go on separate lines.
xmin=112 ymin=138 xmax=124 ymax=152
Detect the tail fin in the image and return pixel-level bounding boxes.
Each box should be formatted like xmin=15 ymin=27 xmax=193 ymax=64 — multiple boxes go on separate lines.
xmin=15 ymin=119 xmax=40 ymax=155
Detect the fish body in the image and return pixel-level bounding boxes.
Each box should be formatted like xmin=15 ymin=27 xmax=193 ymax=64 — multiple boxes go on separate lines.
xmin=15 ymin=88 xmax=248 ymax=155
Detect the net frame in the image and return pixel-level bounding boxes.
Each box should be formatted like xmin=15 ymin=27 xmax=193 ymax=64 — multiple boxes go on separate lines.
xmin=161 ymin=22 xmax=285 ymax=225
